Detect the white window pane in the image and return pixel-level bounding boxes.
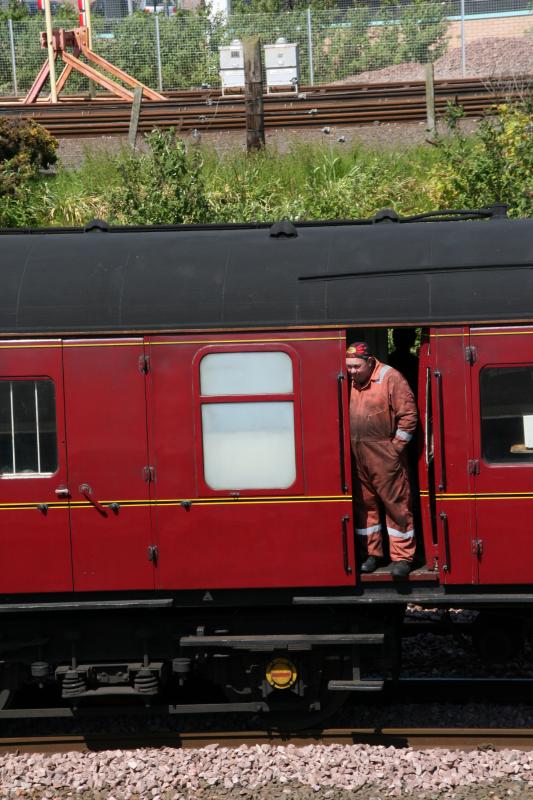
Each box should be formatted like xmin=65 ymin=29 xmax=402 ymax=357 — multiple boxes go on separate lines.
xmin=200 ymin=352 xmax=293 ymax=396
xmin=202 ymin=402 xmax=296 ymax=489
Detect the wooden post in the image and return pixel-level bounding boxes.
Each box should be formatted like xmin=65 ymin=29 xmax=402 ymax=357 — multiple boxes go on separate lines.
xmin=84 ymin=0 xmax=93 ymax=50
xmin=84 ymin=0 xmax=96 ymax=98
xmin=243 ymin=36 xmax=265 ymax=152
xmin=43 ymin=0 xmax=58 ymax=103
xmin=128 ymin=85 xmax=143 ymax=150
xmin=424 ymin=61 xmax=436 ymax=139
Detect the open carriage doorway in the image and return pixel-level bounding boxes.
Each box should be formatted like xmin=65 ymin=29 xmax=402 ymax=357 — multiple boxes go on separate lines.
xmin=345 ymin=327 xmax=426 ymax=575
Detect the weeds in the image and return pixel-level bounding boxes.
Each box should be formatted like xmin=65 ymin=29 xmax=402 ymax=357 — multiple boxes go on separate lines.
xmin=4 ymin=103 xmax=532 ymax=229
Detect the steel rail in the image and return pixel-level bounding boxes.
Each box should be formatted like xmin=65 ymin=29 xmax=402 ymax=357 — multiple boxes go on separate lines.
xmin=1 ymin=727 xmax=533 ymax=753
xmin=0 ymin=76 xmax=530 ymax=137
xmin=0 ymin=98 xmax=506 ymax=136
xmin=1 ymin=75 xmax=530 ymax=107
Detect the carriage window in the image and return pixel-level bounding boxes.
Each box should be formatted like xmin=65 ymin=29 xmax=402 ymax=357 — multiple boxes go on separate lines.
xmin=480 ymin=366 xmax=533 ymax=463
xmin=200 ymin=352 xmax=296 ymax=490
xmin=200 ymin=351 xmax=293 ymax=396
xmin=0 ymin=380 xmax=58 ymax=476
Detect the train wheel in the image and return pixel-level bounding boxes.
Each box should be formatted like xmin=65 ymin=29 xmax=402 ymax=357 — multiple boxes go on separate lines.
xmin=258 ymin=686 xmax=351 ymax=732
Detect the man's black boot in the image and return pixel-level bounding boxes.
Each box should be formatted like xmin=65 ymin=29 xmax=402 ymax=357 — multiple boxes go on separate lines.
xmin=360 ymin=556 xmax=381 ymax=574
xmin=391 ymin=560 xmax=412 ymax=578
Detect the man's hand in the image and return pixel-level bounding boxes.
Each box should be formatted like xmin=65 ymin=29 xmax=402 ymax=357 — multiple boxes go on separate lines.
xmin=392 ymin=437 xmax=406 ymax=454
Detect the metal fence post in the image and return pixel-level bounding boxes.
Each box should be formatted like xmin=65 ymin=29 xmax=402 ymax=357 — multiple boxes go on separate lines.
xmin=306 ymin=6 xmax=314 ymax=86
xmin=127 ymin=0 xmax=133 ymax=14
xmin=425 ymin=60 xmax=436 ymax=138
xmin=154 ymin=14 xmax=163 ymax=92
xmin=460 ymin=0 xmax=466 ymax=77
xmin=8 ymin=19 xmax=18 ymax=97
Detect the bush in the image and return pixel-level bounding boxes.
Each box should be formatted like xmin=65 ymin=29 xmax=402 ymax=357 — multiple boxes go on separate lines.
xmin=0 ymin=117 xmax=57 ymax=226
xmin=110 ymin=128 xmax=209 ymax=224
xmin=427 ymin=104 xmax=533 ymax=217
xmin=0 ymin=0 xmax=29 ymax=21
xmin=0 ymin=116 xmax=57 ymax=192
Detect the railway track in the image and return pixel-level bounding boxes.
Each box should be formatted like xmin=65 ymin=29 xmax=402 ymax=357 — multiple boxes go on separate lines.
xmin=0 ymin=676 xmax=532 ymax=757
xmin=1 ymin=728 xmax=533 ymax=754
xmin=1 ymin=76 xmax=531 ymax=137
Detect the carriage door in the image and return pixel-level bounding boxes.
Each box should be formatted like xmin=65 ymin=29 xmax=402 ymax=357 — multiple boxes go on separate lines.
xmin=147 ymin=332 xmax=354 ymax=590
xmin=63 ymin=339 xmax=155 ymax=591
xmin=469 ymin=326 xmax=533 ymax=584
xmin=430 ymin=327 xmax=477 ymax=584
xmin=0 ymin=340 xmax=72 ymax=594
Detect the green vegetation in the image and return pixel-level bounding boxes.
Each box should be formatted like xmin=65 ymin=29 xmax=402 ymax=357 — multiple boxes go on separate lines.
xmin=0 ymin=1 xmax=448 ymax=95
xmin=111 ymin=130 xmax=209 ymax=224
xmin=1 ymin=103 xmax=532 ymax=228
xmin=428 ymin=104 xmax=533 ymax=217
xmin=0 ymin=0 xmax=29 ymax=21
xmin=0 ymin=116 xmax=57 ymax=226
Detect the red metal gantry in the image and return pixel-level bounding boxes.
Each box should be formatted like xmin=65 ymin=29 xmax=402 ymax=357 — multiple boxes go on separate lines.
xmin=23 ymin=26 xmax=165 ymax=104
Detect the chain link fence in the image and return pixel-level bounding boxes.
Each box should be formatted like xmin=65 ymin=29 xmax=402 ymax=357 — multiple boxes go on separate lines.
xmin=0 ymin=0 xmax=532 ymax=96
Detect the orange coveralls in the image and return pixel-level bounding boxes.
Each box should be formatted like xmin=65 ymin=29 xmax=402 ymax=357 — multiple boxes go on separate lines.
xmin=349 ymin=360 xmax=418 ymax=563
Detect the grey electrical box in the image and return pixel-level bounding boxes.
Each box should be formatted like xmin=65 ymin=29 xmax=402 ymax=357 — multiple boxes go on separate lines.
xmin=264 ymin=38 xmax=299 ymax=93
xmin=219 ymin=39 xmax=245 ymax=94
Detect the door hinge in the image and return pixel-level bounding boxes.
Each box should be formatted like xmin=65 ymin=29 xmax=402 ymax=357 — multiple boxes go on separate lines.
xmin=465 ymin=346 xmax=477 ymax=365
xmin=472 ymin=538 xmax=483 ymax=559
xmin=143 ymin=465 xmax=155 ymax=483
xmin=147 ymin=545 xmax=158 ymax=563
xmin=467 ymin=459 xmax=480 ymax=476
xmin=139 ymin=355 xmax=150 ymax=374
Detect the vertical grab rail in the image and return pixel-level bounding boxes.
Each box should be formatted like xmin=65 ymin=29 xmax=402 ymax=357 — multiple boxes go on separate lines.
xmin=439 ymin=511 xmax=451 ymax=572
xmin=434 ymin=370 xmax=446 ymax=491
xmin=341 ymin=515 xmax=352 ymax=574
xmin=337 ymin=373 xmax=348 ymax=494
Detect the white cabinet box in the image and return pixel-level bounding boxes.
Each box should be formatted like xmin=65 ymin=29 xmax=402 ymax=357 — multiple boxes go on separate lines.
xmin=218 ymin=38 xmax=299 ymax=95
xmin=219 ymin=40 xmax=245 ymax=94
xmin=264 ymin=39 xmax=299 ymax=93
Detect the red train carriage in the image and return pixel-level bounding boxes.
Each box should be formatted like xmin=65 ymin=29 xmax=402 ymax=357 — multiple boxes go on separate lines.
xmin=0 ymin=207 xmax=532 ymax=723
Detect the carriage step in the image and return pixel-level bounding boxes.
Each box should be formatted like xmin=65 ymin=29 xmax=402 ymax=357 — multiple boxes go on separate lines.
xmin=328 ymin=679 xmax=384 ymax=692
xmin=180 ymin=633 xmax=385 ymax=650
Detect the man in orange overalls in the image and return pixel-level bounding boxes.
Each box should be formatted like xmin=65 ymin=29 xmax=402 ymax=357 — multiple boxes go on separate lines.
xmin=347 ymin=342 xmax=418 ymax=578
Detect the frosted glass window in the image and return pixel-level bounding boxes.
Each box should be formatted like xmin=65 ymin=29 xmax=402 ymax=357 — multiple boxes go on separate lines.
xmin=200 ymin=352 xmax=293 ymax=396
xmin=202 ymin=402 xmax=296 ymax=489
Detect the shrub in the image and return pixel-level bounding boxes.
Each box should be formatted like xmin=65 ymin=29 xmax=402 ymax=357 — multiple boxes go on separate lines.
xmin=0 ymin=0 xmax=28 ymax=21
xmin=110 ymin=128 xmax=209 ymax=224
xmin=427 ymin=104 xmax=533 ymax=217
xmin=0 ymin=117 xmax=57 ymax=227
xmin=0 ymin=116 xmax=57 ymax=193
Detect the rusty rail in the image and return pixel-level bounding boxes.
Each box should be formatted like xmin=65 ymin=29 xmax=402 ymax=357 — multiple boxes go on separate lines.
xmin=1 ymin=727 xmax=533 ymax=753
xmin=1 ymin=76 xmax=530 ymax=137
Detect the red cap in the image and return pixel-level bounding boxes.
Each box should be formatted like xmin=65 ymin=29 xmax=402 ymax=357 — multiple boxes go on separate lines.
xmin=346 ymin=342 xmax=370 ymax=359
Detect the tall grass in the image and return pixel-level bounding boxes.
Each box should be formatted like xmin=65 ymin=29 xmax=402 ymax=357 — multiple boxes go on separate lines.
xmin=190 ymin=139 xmax=441 ymax=222
xmin=26 ymin=137 xmax=443 ymax=228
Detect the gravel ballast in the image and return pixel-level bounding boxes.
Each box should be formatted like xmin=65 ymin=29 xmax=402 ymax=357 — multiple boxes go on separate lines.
xmin=343 ymin=35 xmax=533 ymax=82
xmin=4 ymin=612 xmax=533 ymax=798
xmin=1 ymin=743 xmax=533 ymax=800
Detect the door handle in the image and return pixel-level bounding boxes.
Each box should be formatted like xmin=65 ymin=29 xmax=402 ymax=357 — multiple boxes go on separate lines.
xmin=79 ymin=484 xmax=108 ymax=516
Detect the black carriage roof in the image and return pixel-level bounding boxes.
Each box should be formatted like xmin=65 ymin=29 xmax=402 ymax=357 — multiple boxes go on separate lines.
xmin=1 ymin=208 xmax=532 ymax=336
